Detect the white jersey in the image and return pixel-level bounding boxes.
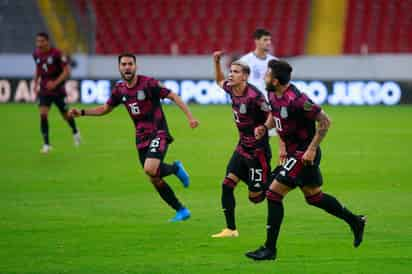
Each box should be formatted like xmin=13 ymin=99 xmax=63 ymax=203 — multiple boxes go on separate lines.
xmin=240 ymin=52 xmax=278 ymax=99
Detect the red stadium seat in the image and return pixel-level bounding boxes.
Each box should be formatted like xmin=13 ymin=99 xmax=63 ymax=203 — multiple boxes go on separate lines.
xmin=344 ymin=0 xmax=412 ymax=54
xmin=91 ymin=0 xmax=311 ymax=55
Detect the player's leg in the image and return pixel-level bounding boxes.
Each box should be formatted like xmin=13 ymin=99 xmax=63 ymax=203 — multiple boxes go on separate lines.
xmin=247 ymin=149 xmax=272 ymax=204
xmin=299 ymin=148 xmax=366 ymax=247
xmin=147 ymin=137 xmax=189 ymax=187
xmin=141 ymin=139 xmax=190 ymax=222
xmin=245 ymin=178 xmax=292 ymax=260
xmin=301 ymin=185 xmax=366 ymax=247
xmin=212 ymin=151 xmax=245 ymax=238
xmin=212 ymin=172 xmax=240 ymax=238
xmin=55 ymin=95 xmax=80 ymax=146
xmin=38 ymin=96 xmax=52 ymax=153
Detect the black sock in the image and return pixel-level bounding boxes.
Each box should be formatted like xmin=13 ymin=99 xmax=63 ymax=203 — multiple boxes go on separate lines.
xmin=306 ymin=192 xmax=356 ymax=224
xmin=159 ymin=163 xmax=178 ymax=177
xmin=265 ymin=191 xmax=284 ymax=251
xmin=222 ymin=184 xmax=236 ymax=230
xmin=40 ymin=115 xmax=49 ymax=145
xmin=154 ymin=180 xmax=183 ymax=211
xmin=67 ymin=117 xmax=78 ymax=134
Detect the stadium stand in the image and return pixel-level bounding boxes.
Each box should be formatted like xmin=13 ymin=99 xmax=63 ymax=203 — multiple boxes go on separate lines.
xmin=344 ymin=0 xmax=412 ymax=54
xmin=82 ymin=0 xmax=310 ymax=56
xmin=0 ymin=0 xmax=48 ymax=53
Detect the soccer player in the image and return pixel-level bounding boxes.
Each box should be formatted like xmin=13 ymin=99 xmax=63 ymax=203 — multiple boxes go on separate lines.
xmin=33 ymin=32 xmax=80 ymax=153
xmin=240 ymin=28 xmax=278 ymax=136
xmin=246 ymin=60 xmax=366 ymax=260
xmin=69 ymin=53 xmax=199 ymax=222
xmin=211 ymin=51 xmax=272 ymax=238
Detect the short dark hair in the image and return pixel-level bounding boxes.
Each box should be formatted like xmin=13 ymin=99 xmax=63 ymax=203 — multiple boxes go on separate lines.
xmin=231 ymin=60 xmax=250 ymax=75
xmin=36 ymin=32 xmax=49 ymax=40
xmin=253 ymin=28 xmax=271 ymax=40
xmin=118 ymin=53 xmax=136 ymax=64
xmin=268 ymin=59 xmax=293 ymax=85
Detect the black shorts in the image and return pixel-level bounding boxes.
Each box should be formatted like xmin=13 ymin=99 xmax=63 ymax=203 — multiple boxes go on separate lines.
xmin=38 ymin=94 xmax=68 ymax=113
xmin=226 ymin=150 xmax=271 ymax=192
xmin=272 ymin=147 xmax=323 ymax=188
xmin=137 ymin=136 xmax=169 ymax=166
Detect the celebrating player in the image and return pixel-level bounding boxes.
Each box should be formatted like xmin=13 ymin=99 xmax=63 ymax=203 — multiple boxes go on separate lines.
xmin=211 ymin=51 xmax=272 ymax=238
xmin=69 ymin=53 xmax=199 ymax=222
xmin=245 ymin=60 xmax=366 ymax=260
xmin=33 ymin=32 xmax=80 ymax=153
xmin=240 ymin=28 xmax=278 ymax=136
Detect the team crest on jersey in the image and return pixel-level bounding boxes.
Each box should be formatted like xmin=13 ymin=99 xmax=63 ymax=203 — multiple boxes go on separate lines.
xmin=239 ymin=103 xmax=247 ymax=114
xmin=47 ymin=56 xmax=53 ymax=64
xmin=260 ymin=102 xmax=271 ymax=112
xmin=280 ymin=106 xmax=288 ymax=118
xmin=303 ymin=100 xmax=313 ymax=111
xmin=137 ymin=90 xmax=146 ymax=100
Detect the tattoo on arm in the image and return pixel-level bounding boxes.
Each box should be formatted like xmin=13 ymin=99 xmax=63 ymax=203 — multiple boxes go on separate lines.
xmin=308 ymin=111 xmax=331 ymax=150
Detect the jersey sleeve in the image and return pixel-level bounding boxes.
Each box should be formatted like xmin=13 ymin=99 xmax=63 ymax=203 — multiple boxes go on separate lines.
xmin=106 ymin=86 xmax=121 ymax=107
xmin=293 ymin=93 xmax=321 ymax=120
xmin=32 ymin=52 xmax=40 ymax=70
xmin=54 ymin=49 xmax=68 ymax=69
xmin=147 ymin=78 xmax=170 ymax=99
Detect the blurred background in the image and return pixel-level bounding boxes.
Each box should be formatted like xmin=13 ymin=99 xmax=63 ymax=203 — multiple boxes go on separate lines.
xmin=1 ymin=2 xmax=412 ymax=273
xmin=0 ymin=0 xmax=411 ymax=104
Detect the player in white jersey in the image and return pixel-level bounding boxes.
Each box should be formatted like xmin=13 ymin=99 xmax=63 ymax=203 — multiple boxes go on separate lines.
xmin=240 ymin=28 xmax=278 ymax=136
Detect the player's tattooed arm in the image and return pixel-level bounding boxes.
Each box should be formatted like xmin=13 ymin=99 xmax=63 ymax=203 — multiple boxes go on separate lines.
xmin=213 ymin=51 xmax=225 ymax=87
xmin=69 ymin=104 xmax=114 ymax=117
xmin=303 ymin=110 xmax=331 ymax=165
xmin=167 ymin=92 xmax=199 ymax=128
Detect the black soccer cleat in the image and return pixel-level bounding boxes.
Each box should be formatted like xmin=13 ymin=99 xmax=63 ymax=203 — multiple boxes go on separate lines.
xmin=245 ymin=246 xmax=276 ymax=261
xmin=351 ymin=215 xmax=367 ymax=248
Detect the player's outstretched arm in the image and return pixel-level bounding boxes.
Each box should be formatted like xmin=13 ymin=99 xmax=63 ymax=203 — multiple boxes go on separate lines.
xmin=302 ymin=110 xmax=331 ymax=165
xmin=69 ymin=104 xmax=114 ymax=118
xmin=167 ymin=92 xmax=199 ymax=128
xmin=213 ymin=51 xmax=225 ymax=88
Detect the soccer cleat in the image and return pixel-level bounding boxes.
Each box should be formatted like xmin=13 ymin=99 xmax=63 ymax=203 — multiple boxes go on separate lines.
xmin=73 ymin=132 xmax=81 ymax=147
xmin=40 ymin=144 xmax=52 ymax=154
xmin=351 ymin=215 xmax=367 ymax=248
xmin=245 ymin=246 xmax=276 ymax=261
xmin=211 ymin=228 xmax=239 ymax=238
xmin=174 ymin=160 xmax=190 ymax=188
xmin=170 ymin=207 xmax=191 ymax=222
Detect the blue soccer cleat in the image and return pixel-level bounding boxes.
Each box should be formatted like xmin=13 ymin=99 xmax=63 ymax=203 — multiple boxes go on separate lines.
xmin=174 ymin=160 xmax=190 ymax=188
xmin=170 ymin=207 xmax=191 ymax=222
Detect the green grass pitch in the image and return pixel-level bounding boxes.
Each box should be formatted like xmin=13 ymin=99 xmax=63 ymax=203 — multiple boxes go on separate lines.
xmin=1 ymin=103 xmax=412 ymax=274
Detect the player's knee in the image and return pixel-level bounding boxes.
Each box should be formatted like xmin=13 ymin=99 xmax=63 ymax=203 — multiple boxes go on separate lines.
xmin=266 ymin=189 xmax=284 ymax=203
xmin=305 ymin=191 xmax=323 ymax=205
xmin=223 ymin=177 xmax=237 ymax=188
xmin=249 ymin=192 xmax=265 ymax=204
xmin=144 ymin=166 xmax=158 ymax=177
